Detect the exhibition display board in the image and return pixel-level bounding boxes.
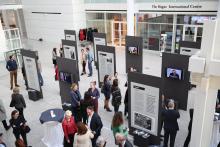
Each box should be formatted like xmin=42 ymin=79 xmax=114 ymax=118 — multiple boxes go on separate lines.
xmin=128 ymin=72 xmax=162 ymax=146
xmin=56 ymin=57 xmax=80 ymax=104
xmin=20 ymin=49 xmax=43 ymax=98
xmin=96 ymin=45 xmax=116 ymax=87
xmin=161 ymin=52 xmax=190 ymax=110
xmin=62 ymin=39 xmax=78 ymax=61
xmin=64 ymin=30 xmax=76 ymax=42
xmin=178 ymin=41 xmax=201 ymax=56
xmin=93 ymin=33 xmax=107 ymax=67
xmin=126 ymin=36 xmax=143 ymax=73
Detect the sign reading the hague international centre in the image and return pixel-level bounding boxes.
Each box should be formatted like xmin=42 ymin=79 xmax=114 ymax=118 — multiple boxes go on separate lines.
xmin=130 ymin=82 xmax=159 ymax=136
xmin=23 ymin=56 xmax=40 ymax=91
xmin=151 ymin=4 xmax=203 ymax=10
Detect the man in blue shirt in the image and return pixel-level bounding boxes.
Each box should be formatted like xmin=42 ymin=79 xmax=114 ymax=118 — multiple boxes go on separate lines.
xmin=6 ymin=55 xmax=19 ymax=90
xmin=86 ymin=48 xmax=94 ymax=77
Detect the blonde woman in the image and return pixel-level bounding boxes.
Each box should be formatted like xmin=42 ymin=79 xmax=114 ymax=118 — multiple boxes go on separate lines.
xmin=62 ymin=110 xmax=77 ymax=147
xmin=70 ymin=83 xmax=82 ymax=122
xmin=10 ymin=87 xmax=26 ymax=117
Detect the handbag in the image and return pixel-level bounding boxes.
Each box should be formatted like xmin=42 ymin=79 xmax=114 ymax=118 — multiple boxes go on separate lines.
xmin=15 ymin=139 xmax=26 ymax=147
xmin=22 ymin=125 xmax=31 ymax=133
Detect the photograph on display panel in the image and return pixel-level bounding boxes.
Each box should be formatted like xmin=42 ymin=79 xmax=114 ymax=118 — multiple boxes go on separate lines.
xmin=65 ymin=34 xmax=76 ymax=41
xmin=98 ymin=51 xmax=114 ymax=82
xmin=130 ymin=82 xmax=159 ymax=136
xmin=23 ymin=56 xmax=40 ymax=91
xmin=63 ymin=45 xmax=76 ymax=60
xmin=94 ymin=37 xmax=106 ymax=62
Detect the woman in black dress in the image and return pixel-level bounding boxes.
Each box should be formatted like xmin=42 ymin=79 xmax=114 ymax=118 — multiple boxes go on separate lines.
xmin=10 ymin=110 xmax=29 ymax=146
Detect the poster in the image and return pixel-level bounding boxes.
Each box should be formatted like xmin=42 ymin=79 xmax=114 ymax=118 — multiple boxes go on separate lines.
xmin=65 ymin=34 xmax=76 ymax=41
xmin=23 ymin=56 xmax=40 ymax=91
xmin=98 ymin=51 xmax=114 ymax=82
xmin=94 ymin=37 xmax=106 ymax=61
xmin=63 ymin=45 xmax=76 ymax=60
xmin=130 ymin=82 xmax=159 ymax=136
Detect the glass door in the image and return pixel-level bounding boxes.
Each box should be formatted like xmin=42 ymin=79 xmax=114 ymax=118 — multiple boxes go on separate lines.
xmin=111 ymin=21 xmax=127 ymax=46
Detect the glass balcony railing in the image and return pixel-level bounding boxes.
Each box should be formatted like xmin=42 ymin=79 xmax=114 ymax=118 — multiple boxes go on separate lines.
xmin=85 ymin=0 xmax=126 ymax=3
xmin=0 ymin=0 xmax=21 ymax=5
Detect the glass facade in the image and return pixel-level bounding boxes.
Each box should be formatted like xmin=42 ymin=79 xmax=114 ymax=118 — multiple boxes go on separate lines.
xmin=85 ymin=0 xmax=126 ymax=3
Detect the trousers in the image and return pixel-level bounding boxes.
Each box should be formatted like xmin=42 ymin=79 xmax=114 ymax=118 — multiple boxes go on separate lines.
xmin=10 ymin=70 xmax=18 ymax=88
xmin=164 ymin=130 xmax=177 ymax=147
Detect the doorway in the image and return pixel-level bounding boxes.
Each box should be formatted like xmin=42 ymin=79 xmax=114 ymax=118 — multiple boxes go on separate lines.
xmin=111 ymin=21 xmax=127 ymax=46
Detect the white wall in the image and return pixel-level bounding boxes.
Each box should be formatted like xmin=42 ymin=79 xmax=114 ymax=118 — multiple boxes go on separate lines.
xmin=21 ymin=0 xmax=75 ymax=43
xmin=0 ymin=18 xmax=7 ymax=61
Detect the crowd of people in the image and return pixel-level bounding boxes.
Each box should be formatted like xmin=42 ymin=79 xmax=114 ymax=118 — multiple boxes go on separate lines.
xmin=2 ymin=45 xmax=199 ymax=147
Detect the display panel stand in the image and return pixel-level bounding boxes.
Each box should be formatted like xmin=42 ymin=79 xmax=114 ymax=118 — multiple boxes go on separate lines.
xmin=125 ymin=36 xmax=143 ymax=73
xmin=128 ymin=72 xmax=162 ymax=146
xmin=96 ymin=45 xmax=116 ymax=87
xmin=62 ymin=39 xmax=78 ymax=61
xmin=93 ymin=33 xmax=107 ymax=68
xmin=56 ymin=57 xmax=80 ymax=104
xmin=21 ymin=49 xmax=43 ymax=100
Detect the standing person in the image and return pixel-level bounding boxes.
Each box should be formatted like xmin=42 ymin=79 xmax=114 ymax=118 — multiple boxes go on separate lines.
xmin=124 ymin=88 xmax=128 ymax=118
xmin=6 ymin=55 xmax=19 ymax=90
xmin=86 ymin=48 xmax=93 ymax=77
xmin=88 ymin=81 xmax=100 ymax=113
xmin=59 ymin=47 xmax=64 ymax=58
xmin=81 ymin=91 xmax=95 ymax=124
xmin=115 ymin=133 xmax=133 ymax=147
xmin=0 ymin=133 xmax=6 ymax=147
xmin=183 ymin=109 xmax=194 ymax=147
xmin=10 ymin=110 xmax=29 ymax=146
xmin=36 ymin=56 xmax=43 ymax=86
xmin=87 ymin=106 xmax=103 ymax=147
xmin=162 ymin=100 xmax=180 ymax=147
xmin=111 ymin=112 xmax=128 ymax=145
xmin=73 ymin=122 xmax=94 ymax=147
xmin=0 ymin=99 xmax=10 ymax=131
xmin=62 ymin=110 xmax=77 ymax=147
xmin=102 ymin=75 xmax=112 ymax=112
xmin=10 ymin=87 xmax=26 ymax=118
xmin=111 ymin=79 xmax=122 ymax=113
xmin=70 ymin=83 xmax=82 ymax=122
xmin=52 ymin=48 xmax=57 ymax=68
xmin=80 ymin=49 xmax=87 ymax=76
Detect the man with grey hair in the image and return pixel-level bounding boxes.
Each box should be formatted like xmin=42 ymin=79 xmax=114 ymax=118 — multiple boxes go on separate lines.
xmin=115 ymin=133 xmax=133 ymax=147
xmin=162 ymin=99 xmax=180 ymax=147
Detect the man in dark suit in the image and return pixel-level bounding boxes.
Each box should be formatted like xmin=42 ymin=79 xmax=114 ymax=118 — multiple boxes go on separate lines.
xmin=87 ymin=106 xmax=103 ymax=147
xmin=115 ymin=133 xmax=133 ymax=147
xmin=162 ymin=100 xmax=180 ymax=147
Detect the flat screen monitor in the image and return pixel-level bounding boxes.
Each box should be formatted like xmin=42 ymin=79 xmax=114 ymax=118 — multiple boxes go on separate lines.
xmin=128 ymin=46 xmax=139 ymax=55
xmin=59 ymin=72 xmax=72 ymax=84
xmin=166 ymin=68 xmax=183 ymax=80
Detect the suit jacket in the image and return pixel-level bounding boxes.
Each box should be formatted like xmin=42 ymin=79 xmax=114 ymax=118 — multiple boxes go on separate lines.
xmin=10 ymin=94 xmax=26 ymax=109
xmin=162 ymin=109 xmax=180 ymax=132
xmin=89 ymin=113 xmax=103 ymax=138
xmin=124 ymin=139 xmax=133 ymax=147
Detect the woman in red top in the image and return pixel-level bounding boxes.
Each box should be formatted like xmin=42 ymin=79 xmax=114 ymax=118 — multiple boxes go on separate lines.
xmin=62 ymin=110 xmax=77 ymax=147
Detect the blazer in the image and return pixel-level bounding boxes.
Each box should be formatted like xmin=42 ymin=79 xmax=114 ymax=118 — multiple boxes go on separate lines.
xmin=10 ymin=94 xmax=26 ymax=109
xmin=10 ymin=116 xmax=26 ymax=135
xmin=88 ymin=88 xmax=100 ymax=100
xmin=70 ymin=90 xmax=82 ymax=108
xmin=103 ymin=81 xmax=111 ymax=98
xmin=6 ymin=59 xmax=17 ymax=71
xmin=89 ymin=113 xmax=103 ymax=138
xmin=124 ymin=139 xmax=133 ymax=147
xmin=162 ymin=109 xmax=180 ymax=132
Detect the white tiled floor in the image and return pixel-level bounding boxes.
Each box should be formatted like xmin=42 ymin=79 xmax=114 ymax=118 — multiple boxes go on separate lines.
xmin=0 ymin=39 xmax=196 ymax=147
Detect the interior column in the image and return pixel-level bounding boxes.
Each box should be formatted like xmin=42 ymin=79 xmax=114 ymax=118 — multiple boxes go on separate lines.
xmin=127 ymin=0 xmax=135 ymax=36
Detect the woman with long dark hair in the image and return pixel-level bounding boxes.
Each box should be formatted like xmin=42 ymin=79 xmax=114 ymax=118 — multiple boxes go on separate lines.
xmin=10 ymin=110 xmax=29 ymax=146
xmin=103 ymin=75 xmax=112 ymax=112
xmin=111 ymin=112 xmax=128 ymax=146
xmin=111 ymin=79 xmax=122 ymax=113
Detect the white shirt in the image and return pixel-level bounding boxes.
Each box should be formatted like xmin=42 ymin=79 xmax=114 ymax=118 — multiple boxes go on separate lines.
xmin=87 ymin=112 xmax=94 ymax=129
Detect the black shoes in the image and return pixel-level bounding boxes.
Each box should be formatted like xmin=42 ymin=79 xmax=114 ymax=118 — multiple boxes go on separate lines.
xmin=106 ymin=108 xmax=112 ymax=112
xmin=15 ymin=84 xmax=20 ymax=87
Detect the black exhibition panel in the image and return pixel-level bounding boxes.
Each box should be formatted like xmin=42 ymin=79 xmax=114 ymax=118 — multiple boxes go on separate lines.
xmin=20 ymin=49 xmax=43 ymax=100
xmin=96 ymin=45 xmax=116 ymax=87
xmin=125 ymin=36 xmax=143 ymax=73
xmin=93 ymin=32 xmax=107 ymax=68
xmin=56 ymin=57 xmax=80 ymax=104
xmin=62 ymin=39 xmax=79 ymax=61
xmin=64 ymin=30 xmax=77 ymax=42
xmin=128 ymin=72 xmax=162 ymax=146
xmin=161 ymin=52 xmax=190 ymax=110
